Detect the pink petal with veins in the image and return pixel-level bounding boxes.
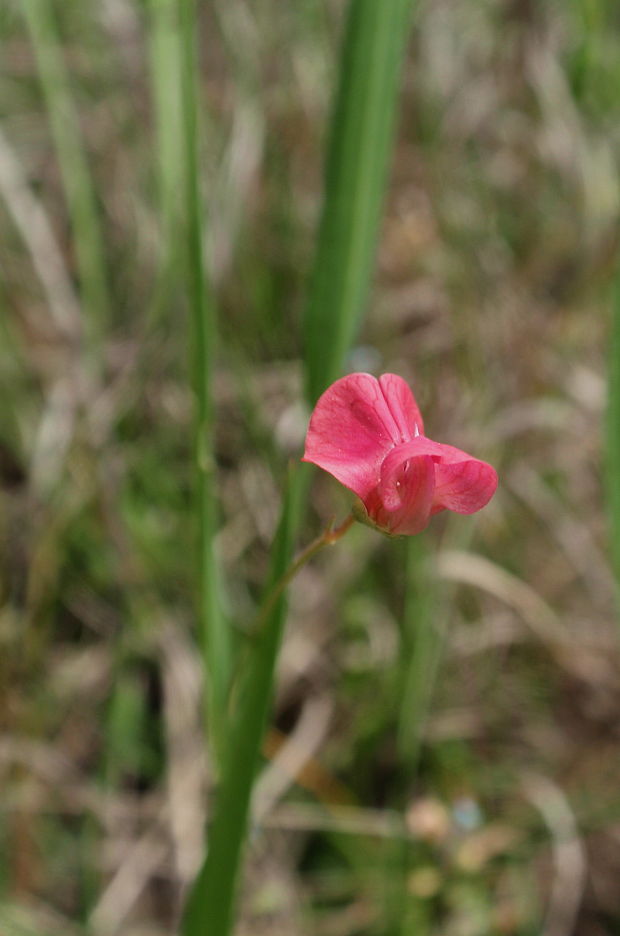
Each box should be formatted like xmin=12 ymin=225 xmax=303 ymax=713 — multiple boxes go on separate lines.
xmin=378 ymin=373 xmax=424 ymax=439
xmin=302 ymin=373 xmax=424 ymax=499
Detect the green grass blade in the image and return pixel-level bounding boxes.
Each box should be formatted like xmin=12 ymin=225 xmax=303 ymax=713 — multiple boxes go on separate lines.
xmin=21 ymin=0 xmax=109 ymax=353
xmin=608 ymin=280 xmax=620 ymax=587
xmin=147 ymin=0 xmax=184 ymax=311
xmin=178 ymin=0 xmax=231 ymax=755
xmin=181 ymin=475 xmax=298 ymax=936
xmin=303 ymin=0 xmax=415 ymax=405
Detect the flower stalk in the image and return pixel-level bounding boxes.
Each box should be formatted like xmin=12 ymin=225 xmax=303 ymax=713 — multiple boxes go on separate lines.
xmin=254 ymin=512 xmax=355 ymax=638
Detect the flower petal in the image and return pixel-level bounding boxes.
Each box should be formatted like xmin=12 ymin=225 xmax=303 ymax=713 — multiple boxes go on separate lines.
xmin=375 ymin=447 xmax=435 ymax=535
xmin=433 ymin=458 xmax=498 ymax=514
xmin=302 ymin=373 xmax=411 ymax=498
xmin=378 ymin=373 xmax=424 ymax=439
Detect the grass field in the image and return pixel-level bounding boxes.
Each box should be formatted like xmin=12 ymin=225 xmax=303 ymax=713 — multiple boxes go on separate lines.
xmin=2 ymin=1 xmax=620 ymax=934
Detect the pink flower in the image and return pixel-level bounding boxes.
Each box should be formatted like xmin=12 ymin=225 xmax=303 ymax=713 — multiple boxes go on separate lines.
xmin=302 ymin=373 xmax=497 ymax=536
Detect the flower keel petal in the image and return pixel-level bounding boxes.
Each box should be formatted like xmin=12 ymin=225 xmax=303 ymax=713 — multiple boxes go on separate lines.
xmin=376 ymin=449 xmax=435 ymax=535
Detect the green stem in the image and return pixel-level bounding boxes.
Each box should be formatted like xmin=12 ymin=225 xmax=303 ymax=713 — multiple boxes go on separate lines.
xmin=147 ymin=0 xmax=184 ymax=320
xmin=178 ymin=0 xmax=231 ymax=761
xmin=182 ymin=511 xmax=355 ymax=936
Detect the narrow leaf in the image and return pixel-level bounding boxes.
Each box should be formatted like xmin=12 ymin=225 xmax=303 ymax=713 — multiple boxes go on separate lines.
xmin=178 ymin=0 xmax=231 ymax=755
xmin=304 ymin=0 xmax=415 ymax=405
xmin=182 ymin=474 xmax=298 ymax=936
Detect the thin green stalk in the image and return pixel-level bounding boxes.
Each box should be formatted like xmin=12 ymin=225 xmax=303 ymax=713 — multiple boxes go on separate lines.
xmin=607 ymin=279 xmax=620 ymax=589
xmin=147 ymin=0 xmax=184 ymax=316
xmin=182 ymin=505 xmax=355 ymax=936
xmin=303 ymin=0 xmax=415 ymax=405
xmin=254 ymin=513 xmax=355 ymax=637
xmin=179 ymin=0 xmax=231 ymax=758
xmin=21 ymin=0 xmax=109 ymax=355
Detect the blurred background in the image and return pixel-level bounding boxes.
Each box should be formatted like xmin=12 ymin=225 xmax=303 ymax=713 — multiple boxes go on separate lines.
xmin=2 ymin=0 xmax=620 ymax=934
